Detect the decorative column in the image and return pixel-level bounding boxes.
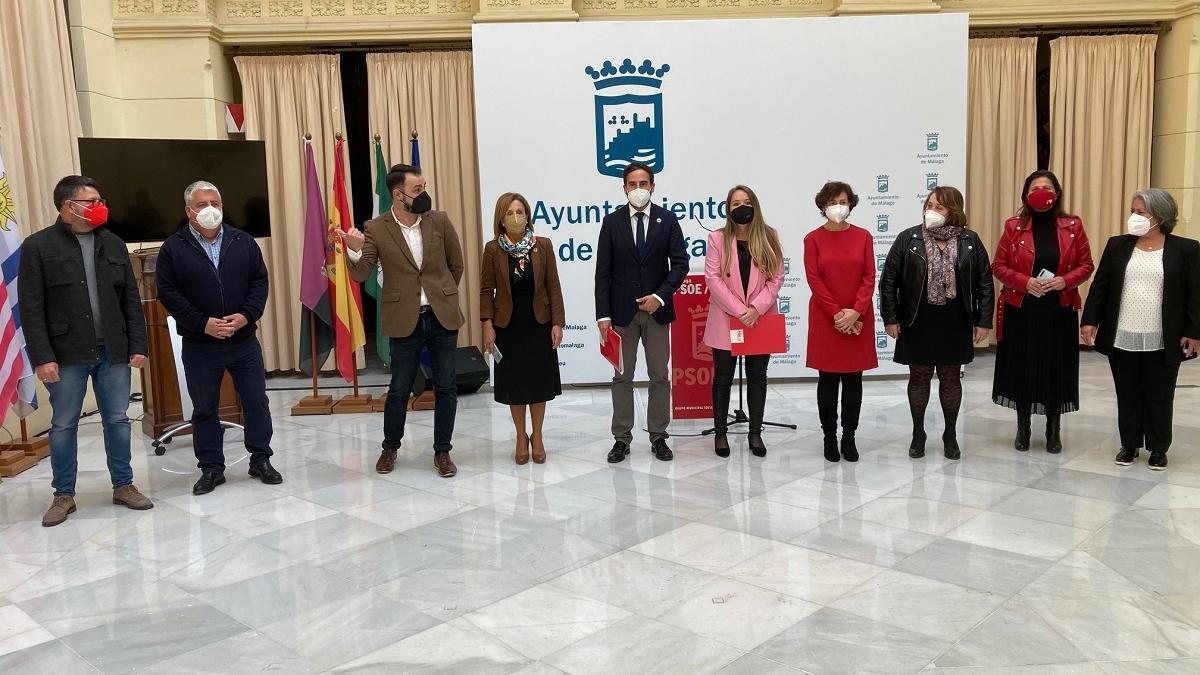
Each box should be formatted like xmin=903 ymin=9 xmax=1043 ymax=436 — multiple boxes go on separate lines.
xmin=1152 ymin=5 xmax=1200 ymax=236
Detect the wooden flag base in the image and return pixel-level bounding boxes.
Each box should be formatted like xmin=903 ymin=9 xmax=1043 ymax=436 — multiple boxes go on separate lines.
xmin=332 ymin=394 xmax=374 ymax=414
xmin=371 ymin=396 xmax=388 ymax=412
xmin=0 ymin=450 xmax=38 ymax=477
xmin=409 ymin=392 xmax=436 ymax=411
xmin=291 ymin=394 xmax=334 ymax=416
xmin=1 ymin=435 xmax=49 ymax=459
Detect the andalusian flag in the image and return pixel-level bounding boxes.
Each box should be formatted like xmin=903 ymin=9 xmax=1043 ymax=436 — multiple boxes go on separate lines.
xmin=329 ymin=137 xmax=366 ymax=382
xmin=365 ymin=140 xmax=390 ymax=367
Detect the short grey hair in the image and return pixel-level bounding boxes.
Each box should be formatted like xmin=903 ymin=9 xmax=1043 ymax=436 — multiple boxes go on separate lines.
xmin=184 ymin=180 xmax=221 ymax=205
xmin=1133 ymin=188 xmax=1179 ymax=234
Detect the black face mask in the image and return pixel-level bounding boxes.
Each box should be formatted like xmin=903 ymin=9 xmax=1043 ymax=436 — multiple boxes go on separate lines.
xmin=731 ymin=204 xmax=754 ymax=225
xmin=403 ymin=191 xmax=432 ymax=214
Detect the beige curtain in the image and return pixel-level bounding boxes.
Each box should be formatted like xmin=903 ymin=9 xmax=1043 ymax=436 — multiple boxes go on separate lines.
xmin=366 ymin=51 xmax=482 ymax=350
xmin=1050 ymin=35 xmax=1157 ymax=254
xmin=967 ymin=37 xmax=1038 ymax=345
xmin=0 ymin=0 xmax=81 ymax=235
xmin=967 ymin=38 xmax=1038 ymax=260
xmin=0 ymin=1 xmax=81 ymax=438
xmin=235 ymin=55 xmax=351 ymax=371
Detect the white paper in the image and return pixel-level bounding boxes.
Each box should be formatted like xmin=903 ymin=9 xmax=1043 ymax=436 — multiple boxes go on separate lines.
xmin=730 ymin=329 xmax=745 ymax=344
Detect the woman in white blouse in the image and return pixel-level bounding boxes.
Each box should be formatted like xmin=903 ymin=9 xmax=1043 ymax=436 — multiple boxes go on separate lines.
xmin=1082 ymin=189 xmax=1200 ymax=470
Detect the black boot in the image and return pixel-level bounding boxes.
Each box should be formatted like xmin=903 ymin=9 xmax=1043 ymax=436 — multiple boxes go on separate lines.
xmin=1045 ymin=414 xmax=1063 ymax=454
xmin=943 ymin=432 xmax=961 ymax=460
xmin=748 ymin=426 xmax=767 ymax=458
xmin=818 ymin=395 xmax=839 ymax=462
xmin=840 ymin=433 xmax=859 ymax=462
xmin=823 ymin=432 xmax=840 ymax=462
xmin=714 ymin=432 xmax=730 ymax=458
xmin=1014 ymin=410 xmax=1031 ymax=452
xmin=712 ymin=376 xmax=732 ymax=459
xmin=841 ymin=381 xmax=862 ymax=463
xmin=909 ymin=429 xmax=927 ymax=458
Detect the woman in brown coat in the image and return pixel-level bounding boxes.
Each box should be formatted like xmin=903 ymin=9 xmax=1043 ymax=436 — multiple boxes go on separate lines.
xmin=481 ymin=192 xmax=566 ymax=464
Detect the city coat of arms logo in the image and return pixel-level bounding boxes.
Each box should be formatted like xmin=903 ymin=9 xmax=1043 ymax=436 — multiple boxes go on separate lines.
xmin=585 ymin=58 xmax=670 ymax=177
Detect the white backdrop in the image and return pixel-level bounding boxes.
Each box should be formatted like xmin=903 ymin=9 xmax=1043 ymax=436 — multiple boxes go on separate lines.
xmin=473 ymin=14 xmax=968 ymax=384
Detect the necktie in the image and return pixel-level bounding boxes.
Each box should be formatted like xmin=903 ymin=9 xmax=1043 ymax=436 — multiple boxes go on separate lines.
xmin=635 ymin=212 xmax=646 ymax=254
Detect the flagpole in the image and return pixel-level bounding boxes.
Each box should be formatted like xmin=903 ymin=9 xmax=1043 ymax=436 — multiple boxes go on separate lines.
xmin=330 ymin=131 xmax=372 ymax=414
xmin=292 ymin=133 xmax=335 ymax=416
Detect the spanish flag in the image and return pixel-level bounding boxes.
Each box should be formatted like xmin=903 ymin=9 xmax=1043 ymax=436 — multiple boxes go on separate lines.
xmin=329 ymin=137 xmax=366 ymax=382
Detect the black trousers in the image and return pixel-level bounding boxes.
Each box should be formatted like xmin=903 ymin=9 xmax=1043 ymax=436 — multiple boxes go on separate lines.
xmin=1108 ymin=349 xmax=1181 ymax=454
xmin=712 ymin=348 xmax=769 ymax=433
xmin=181 ymin=337 xmax=273 ymax=473
xmin=817 ymin=371 xmax=864 ymax=435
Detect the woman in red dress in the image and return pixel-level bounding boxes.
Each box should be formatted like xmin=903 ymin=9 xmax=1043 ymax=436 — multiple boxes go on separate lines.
xmin=804 ymin=181 xmax=879 ymax=462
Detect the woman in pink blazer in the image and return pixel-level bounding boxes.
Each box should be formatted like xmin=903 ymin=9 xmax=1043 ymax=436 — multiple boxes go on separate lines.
xmin=704 ymin=184 xmax=785 ymax=458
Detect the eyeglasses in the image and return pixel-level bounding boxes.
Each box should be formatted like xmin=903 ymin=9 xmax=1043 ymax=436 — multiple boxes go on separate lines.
xmin=68 ymin=198 xmax=106 ymax=206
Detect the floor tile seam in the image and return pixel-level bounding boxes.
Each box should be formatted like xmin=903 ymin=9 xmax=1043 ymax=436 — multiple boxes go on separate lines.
xmin=1074 ymin=547 xmax=1200 ymax=633
xmin=61 ymin=597 xmax=261 ymax=674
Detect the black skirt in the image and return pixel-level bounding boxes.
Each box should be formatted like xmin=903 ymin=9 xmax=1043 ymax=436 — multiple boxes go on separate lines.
xmin=493 ymin=259 xmax=561 ymax=405
xmin=894 ymin=299 xmax=975 ymax=366
xmin=992 ymin=294 xmax=1080 ymax=415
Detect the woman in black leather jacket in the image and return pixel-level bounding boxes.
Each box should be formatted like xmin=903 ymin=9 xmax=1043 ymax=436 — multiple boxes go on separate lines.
xmin=880 ymin=186 xmax=994 ymax=460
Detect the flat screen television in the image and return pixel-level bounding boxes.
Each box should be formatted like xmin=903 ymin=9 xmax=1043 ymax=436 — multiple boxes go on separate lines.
xmin=78 ymin=137 xmax=271 ymax=243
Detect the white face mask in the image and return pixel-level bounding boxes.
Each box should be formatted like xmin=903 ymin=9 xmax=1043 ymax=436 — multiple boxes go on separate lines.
xmin=627 ymin=188 xmax=652 ymax=210
xmin=1127 ymin=213 xmax=1154 ymax=237
xmin=923 ymin=210 xmax=947 ymax=229
xmin=825 ymin=204 xmax=850 ymax=224
xmin=195 ymin=205 xmax=223 ymax=231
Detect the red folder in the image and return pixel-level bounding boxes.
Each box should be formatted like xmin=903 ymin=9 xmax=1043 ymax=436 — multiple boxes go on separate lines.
xmin=730 ymin=313 xmax=787 ymax=356
xmin=600 ymin=328 xmax=624 ymax=372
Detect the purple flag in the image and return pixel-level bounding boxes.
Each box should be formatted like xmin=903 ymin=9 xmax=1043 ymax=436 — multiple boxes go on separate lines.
xmin=298 ymin=140 xmax=334 ymax=376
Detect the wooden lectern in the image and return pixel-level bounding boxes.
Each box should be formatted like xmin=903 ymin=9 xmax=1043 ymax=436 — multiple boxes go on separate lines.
xmin=130 ymin=249 xmax=243 ymax=440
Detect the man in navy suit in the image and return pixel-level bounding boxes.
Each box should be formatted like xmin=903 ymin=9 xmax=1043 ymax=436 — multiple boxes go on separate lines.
xmin=595 ymin=162 xmax=689 ymax=463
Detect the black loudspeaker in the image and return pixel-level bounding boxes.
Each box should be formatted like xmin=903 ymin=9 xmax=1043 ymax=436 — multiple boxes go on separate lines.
xmin=410 ymin=347 xmax=489 ymax=395
xmin=454 ymin=346 xmax=490 ymax=394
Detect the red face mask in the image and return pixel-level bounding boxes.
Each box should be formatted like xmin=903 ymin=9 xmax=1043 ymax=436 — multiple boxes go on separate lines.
xmin=1026 ymin=188 xmax=1057 ymax=212
xmin=78 ymin=202 xmax=109 ymax=228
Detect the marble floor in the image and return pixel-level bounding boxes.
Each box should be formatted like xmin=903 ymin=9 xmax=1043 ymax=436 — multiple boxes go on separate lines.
xmin=3 ymin=352 xmax=1200 ymax=674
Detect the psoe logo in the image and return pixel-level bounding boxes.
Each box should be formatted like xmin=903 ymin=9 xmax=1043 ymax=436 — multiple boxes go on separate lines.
xmin=782 ymin=257 xmax=791 ymax=275
xmin=926 ymin=173 xmax=939 ymax=190
xmin=585 ymin=58 xmax=670 ymax=178
xmin=876 ymin=214 xmax=889 ymax=233
xmin=877 ymin=175 xmax=890 ymax=193
xmin=778 ymin=296 xmax=791 ymax=314
xmin=926 ymin=133 xmax=939 ymax=151
xmin=688 ymin=305 xmax=713 ymax=363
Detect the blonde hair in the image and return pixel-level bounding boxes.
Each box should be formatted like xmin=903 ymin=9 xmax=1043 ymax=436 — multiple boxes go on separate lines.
xmin=491 ymin=192 xmax=533 ymax=238
xmin=721 ymin=184 xmax=781 ymax=278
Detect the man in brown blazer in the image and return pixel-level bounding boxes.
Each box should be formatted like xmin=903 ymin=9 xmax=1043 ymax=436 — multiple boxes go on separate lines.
xmin=342 ymin=163 xmax=464 ymax=478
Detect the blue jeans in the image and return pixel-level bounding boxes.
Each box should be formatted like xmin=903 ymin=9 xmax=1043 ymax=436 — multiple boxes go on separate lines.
xmin=46 ymin=346 xmax=133 ymax=496
xmin=384 ymin=312 xmax=458 ymax=453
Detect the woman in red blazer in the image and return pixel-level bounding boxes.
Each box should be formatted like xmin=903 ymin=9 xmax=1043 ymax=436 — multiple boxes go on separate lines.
xmin=703 ymin=185 xmax=785 ymax=459
xmin=992 ymin=170 xmax=1094 ymax=454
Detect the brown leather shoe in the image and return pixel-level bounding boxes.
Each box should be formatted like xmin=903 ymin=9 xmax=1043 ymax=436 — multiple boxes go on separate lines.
xmin=434 ymin=451 xmax=457 ymax=478
xmin=515 ymin=434 xmax=530 ymax=465
xmin=531 ymin=434 xmax=546 ymax=465
xmin=376 ymin=448 xmax=398 ymax=474
xmin=113 ymin=485 xmax=154 ymax=510
xmin=42 ymin=495 xmax=76 ymax=527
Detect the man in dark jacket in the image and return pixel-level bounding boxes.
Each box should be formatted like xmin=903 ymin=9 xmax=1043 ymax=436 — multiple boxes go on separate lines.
xmin=19 ymin=175 xmax=154 ymax=527
xmin=155 ymin=180 xmax=279 ymax=495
